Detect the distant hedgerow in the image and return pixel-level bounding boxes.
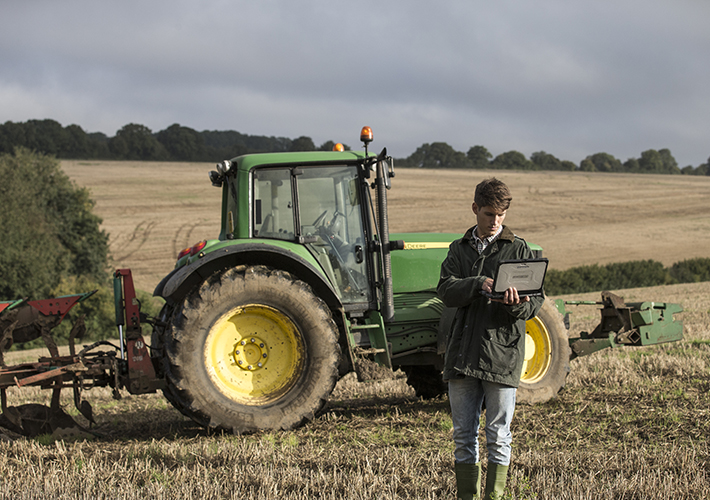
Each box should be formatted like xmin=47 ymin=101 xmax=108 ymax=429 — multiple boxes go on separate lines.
xmin=668 ymin=258 xmax=710 ymax=284
xmin=546 ymin=258 xmax=710 ymax=295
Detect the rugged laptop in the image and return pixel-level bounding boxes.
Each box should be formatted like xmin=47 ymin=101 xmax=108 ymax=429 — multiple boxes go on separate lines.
xmin=481 ymin=258 xmax=548 ymax=299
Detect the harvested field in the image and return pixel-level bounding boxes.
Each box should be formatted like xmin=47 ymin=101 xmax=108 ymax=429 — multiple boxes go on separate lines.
xmin=0 ymin=160 xmax=706 ymax=499
xmin=1 ymin=281 xmax=708 ymax=499
xmin=61 ymin=160 xmax=710 ymax=293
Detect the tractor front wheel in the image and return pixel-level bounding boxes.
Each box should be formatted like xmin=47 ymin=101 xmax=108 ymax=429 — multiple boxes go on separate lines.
xmin=162 ymin=265 xmax=340 ymax=432
xmin=517 ymin=298 xmax=570 ymax=404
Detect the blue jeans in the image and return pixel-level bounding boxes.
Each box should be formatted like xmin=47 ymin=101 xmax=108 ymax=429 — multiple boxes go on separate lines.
xmin=448 ymin=377 xmax=517 ymax=466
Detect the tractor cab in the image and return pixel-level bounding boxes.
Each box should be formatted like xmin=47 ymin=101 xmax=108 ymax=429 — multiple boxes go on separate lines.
xmin=207 ymin=127 xmax=396 ymax=319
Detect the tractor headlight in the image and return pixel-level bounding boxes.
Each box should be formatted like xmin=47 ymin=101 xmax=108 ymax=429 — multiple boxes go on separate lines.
xmin=217 ymin=160 xmax=232 ymax=175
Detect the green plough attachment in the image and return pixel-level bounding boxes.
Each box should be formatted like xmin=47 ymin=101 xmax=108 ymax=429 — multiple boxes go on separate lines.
xmin=566 ymin=291 xmax=683 ymax=359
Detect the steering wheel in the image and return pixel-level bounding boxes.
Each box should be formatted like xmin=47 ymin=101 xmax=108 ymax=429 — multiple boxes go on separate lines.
xmin=328 ymin=211 xmax=344 ymax=232
xmin=312 ymin=210 xmax=328 ymax=227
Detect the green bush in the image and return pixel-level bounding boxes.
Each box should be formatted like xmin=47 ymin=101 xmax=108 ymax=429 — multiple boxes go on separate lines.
xmin=546 ymin=258 xmax=709 ymax=295
xmin=668 ymin=258 xmax=710 ymax=283
xmin=1 ymin=148 xmax=126 ymax=348
xmin=0 ymin=148 xmax=109 ymax=298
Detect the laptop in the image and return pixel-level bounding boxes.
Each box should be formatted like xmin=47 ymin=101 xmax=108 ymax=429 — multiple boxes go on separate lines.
xmin=481 ymin=258 xmax=548 ymax=299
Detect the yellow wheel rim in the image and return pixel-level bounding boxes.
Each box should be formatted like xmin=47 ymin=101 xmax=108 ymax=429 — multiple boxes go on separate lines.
xmin=204 ymin=304 xmax=304 ymax=405
xmin=521 ymin=316 xmax=552 ymax=384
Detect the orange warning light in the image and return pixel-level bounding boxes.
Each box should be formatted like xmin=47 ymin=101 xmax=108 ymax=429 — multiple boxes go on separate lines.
xmin=360 ymin=126 xmax=373 ymax=144
xmin=332 ymin=143 xmax=345 ymax=152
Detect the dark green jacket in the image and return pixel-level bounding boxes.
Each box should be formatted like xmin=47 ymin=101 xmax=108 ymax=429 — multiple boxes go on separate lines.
xmin=437 ymin=225 xmax=544 ymax=387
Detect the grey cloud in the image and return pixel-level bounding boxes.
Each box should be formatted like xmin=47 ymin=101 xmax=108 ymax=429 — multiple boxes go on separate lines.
xmin=1 ymin=0 xmax=709 ymax=165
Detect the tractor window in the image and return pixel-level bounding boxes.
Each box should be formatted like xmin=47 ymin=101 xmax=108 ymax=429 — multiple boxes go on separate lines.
xmin=252 ymin=168 xmax=295 ymax=240
xmin=297 ymin=166 xmax=370 ymax=305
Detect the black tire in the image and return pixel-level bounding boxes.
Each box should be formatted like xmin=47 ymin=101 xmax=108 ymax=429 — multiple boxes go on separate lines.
xmin=403 ymin=365 xmax=447 ymax=399
xmin=517 ymin=298 xmax=571 ymax=404
xmin=162 ymin=265 xmax=341 ymax=433
xmin=151 ymin=304 xmax=205 ymax=424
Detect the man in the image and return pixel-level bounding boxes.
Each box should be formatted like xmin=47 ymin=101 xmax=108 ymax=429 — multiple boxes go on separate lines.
xmin=437 ymin=178 xmax=544 ymax=500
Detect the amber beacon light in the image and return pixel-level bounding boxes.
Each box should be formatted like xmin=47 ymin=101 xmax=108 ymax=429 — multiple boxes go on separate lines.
xmin=360 ymin=126 xmax=373 ymax=144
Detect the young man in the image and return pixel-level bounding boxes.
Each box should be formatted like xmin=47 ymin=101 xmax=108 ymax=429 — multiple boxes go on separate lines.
xmin=437 ymin=178 xmax=544 ymax=500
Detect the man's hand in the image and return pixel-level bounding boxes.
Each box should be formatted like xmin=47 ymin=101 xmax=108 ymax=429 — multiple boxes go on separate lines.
xmin=482 ymin=278 xmax=530 ymax=305
xmin=502 ymin=286 xmax=530 ymax=305
xmin=482 ymin=278 xmax=495 ymax=294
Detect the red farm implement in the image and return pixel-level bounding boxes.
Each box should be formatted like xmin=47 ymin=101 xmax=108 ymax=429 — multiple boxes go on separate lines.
xmin=0 ymin=270 xmax=160 ymax=436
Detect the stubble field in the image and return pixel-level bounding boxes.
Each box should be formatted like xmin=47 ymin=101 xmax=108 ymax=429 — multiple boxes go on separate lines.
xmin=0 ymin=161 xmax=708 ymax=499
xmin=59 ymin=160 xmax=710 ymax=293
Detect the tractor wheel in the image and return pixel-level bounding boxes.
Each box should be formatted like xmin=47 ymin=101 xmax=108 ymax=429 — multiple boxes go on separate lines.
xmin=162 ymin=265 xmax=341 ymax=433
xmin=403 ymin=365 xmax=447 ymax=399
xmin=517 ymin=298 xmax=570 ymax=404
xmin=152 ymin=304 xmax=206 ymax=424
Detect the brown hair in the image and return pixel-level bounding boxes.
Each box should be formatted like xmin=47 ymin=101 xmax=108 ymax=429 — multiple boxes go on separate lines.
xmin=474 ymin=178 xmax=512 ymax=211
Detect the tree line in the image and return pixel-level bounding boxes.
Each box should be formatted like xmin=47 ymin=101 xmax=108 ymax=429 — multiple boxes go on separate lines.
xmin=1 ymin=119 xmax=709 ymax=175
xmin=0 ymin=119 xmax=347 ymax=163
xmin=397 ymin=142 xmax=710 ymax=175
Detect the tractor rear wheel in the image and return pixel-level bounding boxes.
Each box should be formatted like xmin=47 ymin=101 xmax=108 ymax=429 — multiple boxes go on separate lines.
xmin=517 ymin=298 xmax=570 ymax=404
xmin=162 ymin=265 xmax=340 ymax=432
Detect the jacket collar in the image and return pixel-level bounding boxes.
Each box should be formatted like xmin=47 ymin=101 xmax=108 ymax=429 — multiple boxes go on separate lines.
xmin=461 ymin=225 xmax=515 ymax=244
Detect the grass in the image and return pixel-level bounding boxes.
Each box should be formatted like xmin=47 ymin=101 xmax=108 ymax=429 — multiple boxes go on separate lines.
xmin=1 ymin=284 xmax=708 ymax=498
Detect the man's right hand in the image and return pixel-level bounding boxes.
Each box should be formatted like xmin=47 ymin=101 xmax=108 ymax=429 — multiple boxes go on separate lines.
xmin=483 ymin=278 xmax=530 ymax=305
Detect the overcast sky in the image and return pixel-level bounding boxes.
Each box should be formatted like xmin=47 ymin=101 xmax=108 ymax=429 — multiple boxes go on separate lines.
xmin=1 ymin=0 xmax=709 ymax=166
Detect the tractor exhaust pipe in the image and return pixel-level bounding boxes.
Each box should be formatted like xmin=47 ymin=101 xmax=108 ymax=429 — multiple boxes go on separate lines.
xmin=375 ymin=161 xmax=394 ymax=323
xmin=374 ymin=150 xmax=395 ymax=323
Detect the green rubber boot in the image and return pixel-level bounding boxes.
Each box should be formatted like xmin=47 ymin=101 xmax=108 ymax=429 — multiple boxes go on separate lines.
xmin=483 ymin=462 xmax=509 ymax=500
xmin=454 ymin=462 xmax=481 ymax=500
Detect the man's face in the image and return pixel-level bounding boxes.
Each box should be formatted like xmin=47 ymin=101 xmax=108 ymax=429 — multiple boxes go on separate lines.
xmin=472 ymin=203 xmax=507 ymax=238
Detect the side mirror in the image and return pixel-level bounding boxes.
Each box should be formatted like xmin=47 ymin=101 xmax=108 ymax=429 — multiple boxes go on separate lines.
xmin=209 ymin=170 xmax=223 ymax=187
xmin=210 ymin=160 xmax=232 ymax=187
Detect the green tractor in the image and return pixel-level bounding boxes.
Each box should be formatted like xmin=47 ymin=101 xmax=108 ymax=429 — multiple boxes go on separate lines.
xmin=150 ymin=127 xmax=683 ymax=433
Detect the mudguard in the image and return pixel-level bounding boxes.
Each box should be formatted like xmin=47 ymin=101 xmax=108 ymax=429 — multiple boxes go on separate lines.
xmin=154 ymin=242 xmax=342 ymax=310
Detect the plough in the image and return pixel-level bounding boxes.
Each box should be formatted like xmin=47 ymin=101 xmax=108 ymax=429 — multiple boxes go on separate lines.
xmin=0 ymin=269 xmax=160 ymax=436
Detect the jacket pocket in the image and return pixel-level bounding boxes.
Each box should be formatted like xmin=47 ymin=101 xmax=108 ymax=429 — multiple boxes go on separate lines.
xmin=478 ymin=327 xmax=520 ymax=376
